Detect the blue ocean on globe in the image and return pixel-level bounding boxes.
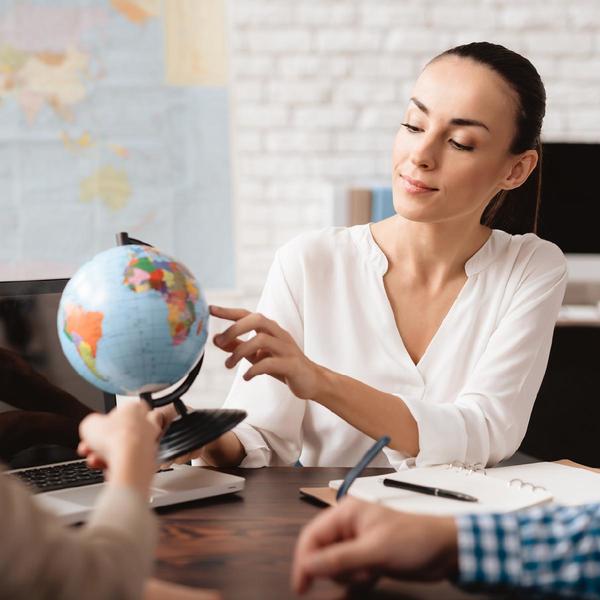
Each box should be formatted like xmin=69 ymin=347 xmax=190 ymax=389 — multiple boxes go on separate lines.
xmin=57 ymin=244 xmax=209 ymax=396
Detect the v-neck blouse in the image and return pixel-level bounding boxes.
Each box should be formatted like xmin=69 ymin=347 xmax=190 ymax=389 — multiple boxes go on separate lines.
xmin=222 ymin=225 xmax=567 ymax=469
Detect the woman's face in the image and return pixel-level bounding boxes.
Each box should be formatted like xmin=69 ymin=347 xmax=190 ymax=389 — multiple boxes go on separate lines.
xmin=392 ymin=55 xmax=521 ymax=226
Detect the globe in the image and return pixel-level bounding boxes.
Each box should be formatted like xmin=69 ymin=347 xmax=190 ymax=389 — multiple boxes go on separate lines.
xmin=57 ymin=244 xmax=209 ymax=396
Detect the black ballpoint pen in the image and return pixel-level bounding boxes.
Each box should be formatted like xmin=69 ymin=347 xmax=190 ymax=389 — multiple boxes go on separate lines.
xmin=382 ymin=478 xmax=478 ymax=503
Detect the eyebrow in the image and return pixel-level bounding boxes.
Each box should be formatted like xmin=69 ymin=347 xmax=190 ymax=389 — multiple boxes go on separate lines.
xmin=410 ymin=97 xmax=490 ymax=132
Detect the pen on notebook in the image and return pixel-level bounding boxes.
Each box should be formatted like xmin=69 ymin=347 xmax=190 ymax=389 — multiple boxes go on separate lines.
xmin=382 ymin=478 xmax=478 ymax=503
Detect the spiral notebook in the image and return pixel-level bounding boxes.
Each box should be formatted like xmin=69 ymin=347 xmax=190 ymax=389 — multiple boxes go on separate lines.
xmin=325 ymin=462 xmax=594 ymax=516
xmin=486 ymin=461 xmax=600 ymax=507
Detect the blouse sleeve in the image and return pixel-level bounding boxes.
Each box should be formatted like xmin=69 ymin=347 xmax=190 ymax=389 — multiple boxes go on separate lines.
xmin=388 ymin=243 xmax=568 ymax=468
xmin=0 ymin=474 xmax=156 ymax=600
xmin=222 ymin=251 xmax=307 ymax=467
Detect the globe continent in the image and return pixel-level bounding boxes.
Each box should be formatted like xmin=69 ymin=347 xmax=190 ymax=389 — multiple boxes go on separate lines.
xmin=57 ymin=245 xmax=209 ymax=395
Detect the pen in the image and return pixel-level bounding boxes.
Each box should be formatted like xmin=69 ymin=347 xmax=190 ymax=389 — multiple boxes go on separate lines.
xmin=336 ymin=436 xmax=391 ymax=500
xmin=382 ymin=478 xmax=478 ymax=503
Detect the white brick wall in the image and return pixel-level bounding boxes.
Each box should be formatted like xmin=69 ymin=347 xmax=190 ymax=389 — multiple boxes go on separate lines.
xmin=186 ymin=0 xmax=600 ymax=408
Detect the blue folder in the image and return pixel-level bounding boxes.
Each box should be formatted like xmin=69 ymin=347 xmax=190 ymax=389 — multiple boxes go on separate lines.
xmin=371 ymin=187 xmax=394 ymax=222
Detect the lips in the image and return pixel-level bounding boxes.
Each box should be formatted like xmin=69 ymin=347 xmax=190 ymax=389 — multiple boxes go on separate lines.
xmin=401 ymin=175 xmax=438 ymax=191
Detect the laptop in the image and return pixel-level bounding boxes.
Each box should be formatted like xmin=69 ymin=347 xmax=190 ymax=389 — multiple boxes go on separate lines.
xmin=0 ymin=278 xmax=244 ymax=525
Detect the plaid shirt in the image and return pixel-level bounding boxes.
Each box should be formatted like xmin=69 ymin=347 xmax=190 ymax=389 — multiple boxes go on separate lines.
xmin=456 ymin=504 xmax=600 ymax=598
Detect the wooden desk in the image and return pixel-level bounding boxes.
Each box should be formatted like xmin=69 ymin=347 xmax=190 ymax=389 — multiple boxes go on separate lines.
xmin=155 ymin=468 xmax=491 ymax=600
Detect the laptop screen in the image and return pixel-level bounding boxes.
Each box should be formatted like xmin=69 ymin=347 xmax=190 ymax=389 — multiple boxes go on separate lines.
xmin=0 ymin=279 xmax=116 ymax=470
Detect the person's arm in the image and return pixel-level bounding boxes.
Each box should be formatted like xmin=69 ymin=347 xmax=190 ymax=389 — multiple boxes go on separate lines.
xmin=457 ymin=503 xmax=600 ymax=597
xmin=0 ymin=469 xmax=154 ymax=600
xmin=293 ymin=497 xmax=600 ymax=599
xmin=199 ymin=431 xmax=245 ymax=466
xmin=292 ymin=497 xmax=458 ymax=595
xmin=212 ymin=315 xmax=420 ymax=455
xmin=214 ymin=243 xmax=567 ymax=466
xmin=0 ymin=403 xmax=160 ymax=600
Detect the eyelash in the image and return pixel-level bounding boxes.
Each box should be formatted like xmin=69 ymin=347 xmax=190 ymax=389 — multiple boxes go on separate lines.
xmin=400 ymin=122 xmax=475 ymax=152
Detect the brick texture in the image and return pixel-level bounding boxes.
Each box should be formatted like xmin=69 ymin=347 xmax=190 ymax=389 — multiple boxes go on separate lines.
xmin=186 ymin=0 xmax=600 ymax=408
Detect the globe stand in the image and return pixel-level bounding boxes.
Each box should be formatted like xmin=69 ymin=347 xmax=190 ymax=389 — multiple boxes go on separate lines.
xmin=117 ymin=231 xmax=246 ymax=464
xmin=139 ymin=332 xmax=246 ymax=465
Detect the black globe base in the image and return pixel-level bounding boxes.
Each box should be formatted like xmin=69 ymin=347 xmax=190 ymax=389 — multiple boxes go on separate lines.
xmin=138 ymin=353 xmax=247 ymax=464
xmin=156 ymin=407 xmax=247 ymax=464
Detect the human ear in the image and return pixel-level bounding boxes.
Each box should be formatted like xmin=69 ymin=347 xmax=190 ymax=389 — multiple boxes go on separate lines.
xmin=499 ymin=149 xmax=539 ymax=191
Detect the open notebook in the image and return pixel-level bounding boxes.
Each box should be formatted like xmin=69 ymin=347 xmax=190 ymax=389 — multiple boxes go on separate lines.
xmin=327 ymin=462 xmax=600 ymax=516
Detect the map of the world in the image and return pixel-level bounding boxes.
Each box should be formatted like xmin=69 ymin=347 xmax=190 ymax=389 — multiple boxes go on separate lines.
xmin=0 ymin=0 xmax=234 ymax=288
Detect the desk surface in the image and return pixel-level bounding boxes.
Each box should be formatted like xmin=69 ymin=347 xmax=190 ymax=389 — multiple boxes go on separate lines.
xmin=155 ymin=468 xmax=491 ymax=600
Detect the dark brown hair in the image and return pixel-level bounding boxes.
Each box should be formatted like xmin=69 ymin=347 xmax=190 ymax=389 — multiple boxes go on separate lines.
xmin=433 ymin=42 xmax=546 ymax=234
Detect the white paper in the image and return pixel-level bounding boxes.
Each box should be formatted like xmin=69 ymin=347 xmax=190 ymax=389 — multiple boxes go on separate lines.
xmin=488 ymin=462 xmax=600 ymax=507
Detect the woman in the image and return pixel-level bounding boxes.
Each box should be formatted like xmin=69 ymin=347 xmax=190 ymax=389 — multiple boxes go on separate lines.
xmin=0 ymin=402 xmax=218 ymax=600
xmin=189 ymin=42 xmax=567 ymax=470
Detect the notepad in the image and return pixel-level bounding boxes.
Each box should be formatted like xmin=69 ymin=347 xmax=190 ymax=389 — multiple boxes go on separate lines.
xmin=329 ymin=464 xmax=560 ymax=516
xmin=487 ymin=462 xmax=600 ymax=507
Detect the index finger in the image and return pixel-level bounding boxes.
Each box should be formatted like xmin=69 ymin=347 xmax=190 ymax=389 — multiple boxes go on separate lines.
xmin=292 ymin=502 xmax=355 ymax=594
xmin=209 ymin=305 xmax=250 ymax=322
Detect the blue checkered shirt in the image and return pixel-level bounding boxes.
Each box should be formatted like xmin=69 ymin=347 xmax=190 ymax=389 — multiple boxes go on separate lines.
xmin=457 ymin=504 xmax=600 ymax=598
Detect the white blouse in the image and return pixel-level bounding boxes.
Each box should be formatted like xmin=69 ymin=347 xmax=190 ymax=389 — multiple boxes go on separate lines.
xmin=222 ymin=225 xmax=567 ymax=469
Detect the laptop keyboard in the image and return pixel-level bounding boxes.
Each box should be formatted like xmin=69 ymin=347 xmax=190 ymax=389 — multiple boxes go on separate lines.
xmin=13 ymin=461 xmax=104 ymax=493
xmin=8 ymin=408 xmax=248 ymax=492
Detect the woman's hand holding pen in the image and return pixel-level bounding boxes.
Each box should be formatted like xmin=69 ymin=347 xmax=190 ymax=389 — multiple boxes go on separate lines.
xmin=210 ymin=305 xmax=324 ymax=401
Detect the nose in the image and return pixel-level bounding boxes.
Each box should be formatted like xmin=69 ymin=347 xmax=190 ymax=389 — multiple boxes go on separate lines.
xmin=410 ymin=135 xmax=437 ymax=171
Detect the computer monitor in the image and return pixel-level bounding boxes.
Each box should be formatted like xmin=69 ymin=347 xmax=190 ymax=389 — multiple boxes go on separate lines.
xmin=538 ymin=142 xmax=600 ymax=283
xmin=0 ymin=279 xmax=115 ymax=470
